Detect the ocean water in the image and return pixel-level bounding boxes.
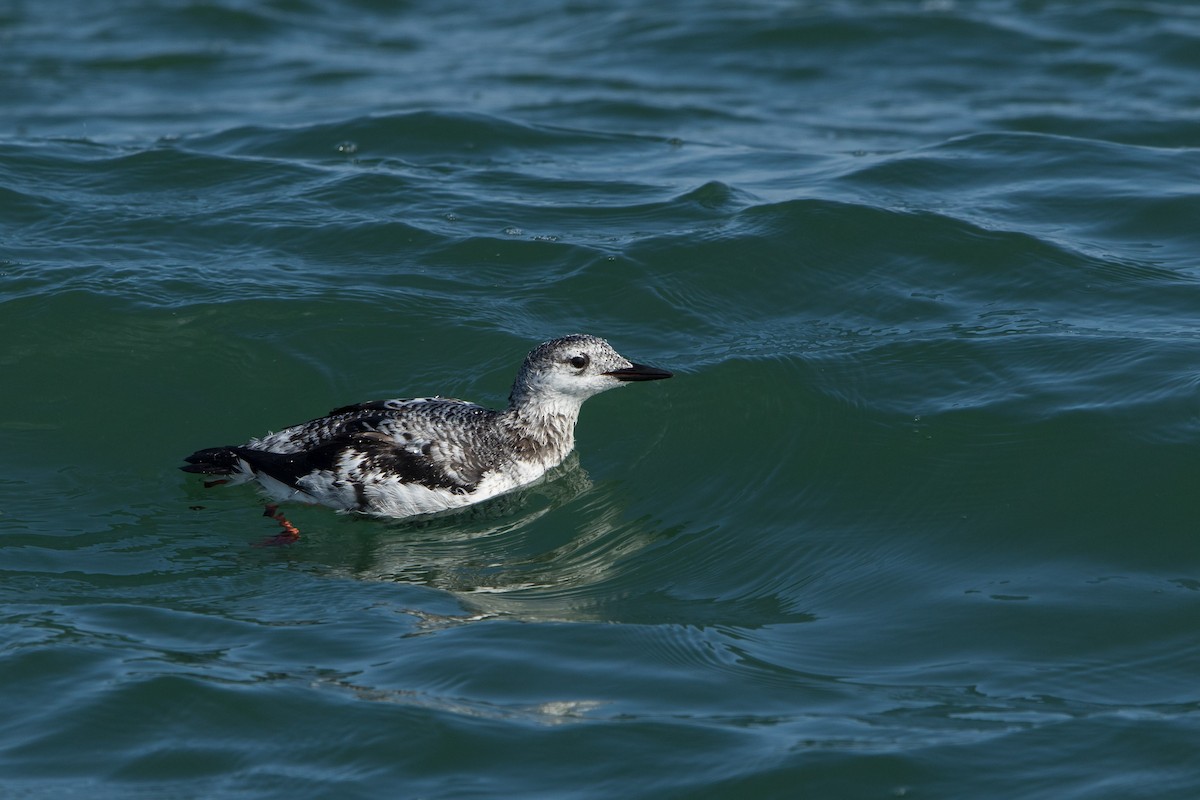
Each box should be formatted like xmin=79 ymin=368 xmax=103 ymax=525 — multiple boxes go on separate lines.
xmin=3 ymin=1 xmax=1200 ymax=797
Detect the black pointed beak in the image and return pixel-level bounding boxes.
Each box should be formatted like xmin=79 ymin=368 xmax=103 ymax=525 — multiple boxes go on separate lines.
xmin=605 ymin=362 xmax=673 ymax=382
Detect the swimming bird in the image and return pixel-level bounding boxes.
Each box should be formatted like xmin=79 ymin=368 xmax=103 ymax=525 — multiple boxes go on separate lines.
xmin=181 ymin=334 xmax=671 ymax=539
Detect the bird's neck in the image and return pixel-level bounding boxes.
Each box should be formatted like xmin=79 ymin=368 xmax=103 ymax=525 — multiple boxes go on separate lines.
xmin=502 ymin=395 xmax=582 ymax=467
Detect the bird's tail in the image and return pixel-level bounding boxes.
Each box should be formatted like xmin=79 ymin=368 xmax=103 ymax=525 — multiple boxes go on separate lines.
xmin=181 ymin=447 xmax=253 ymax=487
xmin=181 ymin=446 xmax=242 ymax=474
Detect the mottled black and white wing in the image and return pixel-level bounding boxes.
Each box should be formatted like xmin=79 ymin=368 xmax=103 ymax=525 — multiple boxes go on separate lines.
xmin=185 ymin=398 xmax=504 ymax=511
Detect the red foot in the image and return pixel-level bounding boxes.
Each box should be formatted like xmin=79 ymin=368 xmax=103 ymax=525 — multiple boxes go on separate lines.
xmin=253 ymin=504 xmax=301 ymax=547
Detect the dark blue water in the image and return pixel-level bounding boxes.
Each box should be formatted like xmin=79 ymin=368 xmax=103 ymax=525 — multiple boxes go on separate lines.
xmin=3 ymin=2 xmax=1200 ymax=797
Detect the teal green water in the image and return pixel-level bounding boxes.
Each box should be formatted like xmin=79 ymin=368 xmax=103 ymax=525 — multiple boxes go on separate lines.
xmin=4 ymin=2 xmax=1200 ymax=797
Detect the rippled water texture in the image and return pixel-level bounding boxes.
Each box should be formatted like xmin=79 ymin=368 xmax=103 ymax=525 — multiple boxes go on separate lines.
xmin=3 ymin=1 xmax=1200 ymax=797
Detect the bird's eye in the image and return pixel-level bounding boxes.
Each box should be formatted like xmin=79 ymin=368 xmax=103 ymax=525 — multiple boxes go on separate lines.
xmin=569 ymin=355 xmax=589 ymax=370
